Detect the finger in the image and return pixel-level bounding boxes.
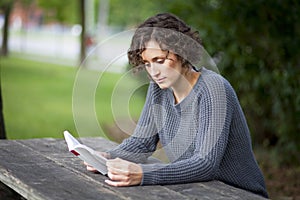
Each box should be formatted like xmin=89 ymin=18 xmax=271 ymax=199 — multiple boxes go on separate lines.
xmin=86 ymin=165 xmax=98 ymax=172
xmin=107 ymin=166 xmax=130 ymax=176
xmin=105 ymin=179 xmax=129 ymax=187
xmin=84 ymin=162 xmax=98 ymax=172
xmin=107 ymin=171 xmax=129 ymax=182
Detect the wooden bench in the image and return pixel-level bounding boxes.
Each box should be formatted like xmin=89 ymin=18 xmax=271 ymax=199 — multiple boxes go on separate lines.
xmin=0 ymin=137 xmax=267 ymax=200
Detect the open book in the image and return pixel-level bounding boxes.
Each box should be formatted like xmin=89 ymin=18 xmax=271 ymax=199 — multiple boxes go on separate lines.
xmin=63 ymin=130 xmax=108 ymax=175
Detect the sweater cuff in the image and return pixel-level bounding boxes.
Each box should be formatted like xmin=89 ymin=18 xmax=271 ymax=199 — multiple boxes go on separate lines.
xmin=140 ymin=163 xmax=162 ymax=185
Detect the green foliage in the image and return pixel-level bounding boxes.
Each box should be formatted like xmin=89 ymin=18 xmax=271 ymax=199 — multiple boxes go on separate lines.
xmin=37 ymin=0 xmax=79 ymax=24
xmin=162 ymin=0 xmax=300 ymax=165
xmin=107 ymin=0 xmax=163 ymax=27
xmin=0 ymin=0 xmax=16 ymax=8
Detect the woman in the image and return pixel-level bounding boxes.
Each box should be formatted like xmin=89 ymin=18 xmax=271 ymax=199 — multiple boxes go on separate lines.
xmin=85 ymin=13 xmax=268 ymax=198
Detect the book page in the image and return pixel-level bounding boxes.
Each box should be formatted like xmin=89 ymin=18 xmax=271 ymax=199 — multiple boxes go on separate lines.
xmin=63 ymin=130 xmax=108 ymax=175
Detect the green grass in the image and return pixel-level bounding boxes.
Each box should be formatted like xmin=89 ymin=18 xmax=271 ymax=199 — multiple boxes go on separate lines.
xmin=1 ymin=56 xmax=145 ymax=139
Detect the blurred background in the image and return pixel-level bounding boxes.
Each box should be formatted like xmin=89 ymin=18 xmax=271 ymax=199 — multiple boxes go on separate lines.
xmin=0 ymin=0 xmax=299 ymax=199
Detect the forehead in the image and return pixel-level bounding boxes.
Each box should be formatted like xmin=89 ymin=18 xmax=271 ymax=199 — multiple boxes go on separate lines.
xmin=141 ymin=41 xmax=165 ymax=61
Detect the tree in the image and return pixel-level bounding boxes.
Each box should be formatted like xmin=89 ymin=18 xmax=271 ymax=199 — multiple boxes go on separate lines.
xmin=79 ymin=0 xmax=86 ymax=63
xmin=0 ymin=0 xmax=13 ymax=56
xmin=107 ymin=0 xmax=163 ymax=28
xmin=37 ymin=0 xmax=79 ymax=24
xmin=0 ymin=85 xmax=5 ymax=139
xmin=0 ymin=0 xmax=13 ymax=139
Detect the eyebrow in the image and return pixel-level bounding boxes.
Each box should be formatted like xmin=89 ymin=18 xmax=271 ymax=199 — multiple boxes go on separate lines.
xmin=142 ymin=51 xmax=169 ymax=63
xmin=142 ymin=56 xmax=164 ymax=63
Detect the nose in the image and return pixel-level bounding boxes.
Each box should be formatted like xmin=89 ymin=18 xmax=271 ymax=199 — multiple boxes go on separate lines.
xmin=148 ymin=63 xmax=160 ymax=77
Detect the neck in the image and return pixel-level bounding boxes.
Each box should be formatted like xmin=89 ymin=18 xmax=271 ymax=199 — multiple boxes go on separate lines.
xmin=172 ymin=70 xmax=200 ymax=104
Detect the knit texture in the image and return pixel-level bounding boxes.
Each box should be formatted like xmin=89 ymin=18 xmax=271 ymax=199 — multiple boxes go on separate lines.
xmin=108 ymin=68 xmax=268 ymax=198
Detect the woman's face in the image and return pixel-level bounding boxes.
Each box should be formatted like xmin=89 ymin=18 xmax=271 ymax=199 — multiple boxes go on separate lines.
xmin=141 ymin=40 xmax=184 ymax=89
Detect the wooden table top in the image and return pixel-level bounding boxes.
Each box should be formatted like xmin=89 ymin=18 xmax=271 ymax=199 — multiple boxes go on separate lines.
xmin=0 ymin=137 xmax=267 ymax=200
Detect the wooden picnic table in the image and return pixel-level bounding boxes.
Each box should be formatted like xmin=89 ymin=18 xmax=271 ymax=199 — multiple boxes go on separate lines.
xmin=0 ymin=137 xmax=267 ymax=200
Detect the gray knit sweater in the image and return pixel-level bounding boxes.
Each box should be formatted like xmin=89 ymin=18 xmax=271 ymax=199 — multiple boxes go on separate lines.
xmin=108 ymin=68 xmax=268 ymax=198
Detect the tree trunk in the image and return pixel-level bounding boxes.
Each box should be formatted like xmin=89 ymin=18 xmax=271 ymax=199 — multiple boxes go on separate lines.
xmin=0 ymin=85 xmax=6 ymax=139
xmin=79 ymin=0 xmax=86 ymax=64
xmin=1 ymin=2 xmax=13 ymax=56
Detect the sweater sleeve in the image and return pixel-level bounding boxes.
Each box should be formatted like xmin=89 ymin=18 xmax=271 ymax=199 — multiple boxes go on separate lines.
xmin=107 ymin=83 xmax=159 ymax=163
xmin=140 ymin=75 xmax=234 ymax=185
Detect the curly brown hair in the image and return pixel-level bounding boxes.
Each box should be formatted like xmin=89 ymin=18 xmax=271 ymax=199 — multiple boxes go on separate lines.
xmin=128 ymin=13 xmax=203 ymax=72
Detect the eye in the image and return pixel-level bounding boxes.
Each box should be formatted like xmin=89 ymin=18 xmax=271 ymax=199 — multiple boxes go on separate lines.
xmin=155 ymin=58 xmax=166 ymax=64
xmin=144 ymin=62 xmax=151 ymax=68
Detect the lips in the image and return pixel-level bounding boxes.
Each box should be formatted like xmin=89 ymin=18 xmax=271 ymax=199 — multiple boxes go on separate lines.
xmin=155 ymin=77 xmax=166 ymax=84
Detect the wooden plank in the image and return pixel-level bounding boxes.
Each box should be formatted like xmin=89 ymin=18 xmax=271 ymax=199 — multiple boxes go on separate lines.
xmin=0 ymin=138 xmax=268 ymax=200
xmin=203 ymin=181 xmax=266 ymax=199
xmin=165 ymin=181 xmax=266 ymax=200
xmin=0 ymin=138 xmax=192 ymax=199
xmin=0 ymin=140 xmax=124 ymax=200
xmin=14 ymin=138 xmax=193 ymax=199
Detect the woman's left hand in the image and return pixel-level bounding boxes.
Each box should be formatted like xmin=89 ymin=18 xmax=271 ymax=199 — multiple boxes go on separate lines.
xmin=105 ymin=158 xmax=143 ymax=187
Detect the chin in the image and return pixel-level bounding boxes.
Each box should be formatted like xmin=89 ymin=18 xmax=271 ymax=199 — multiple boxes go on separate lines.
xmin=157 ymin=83 xmax=169 ymax=90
